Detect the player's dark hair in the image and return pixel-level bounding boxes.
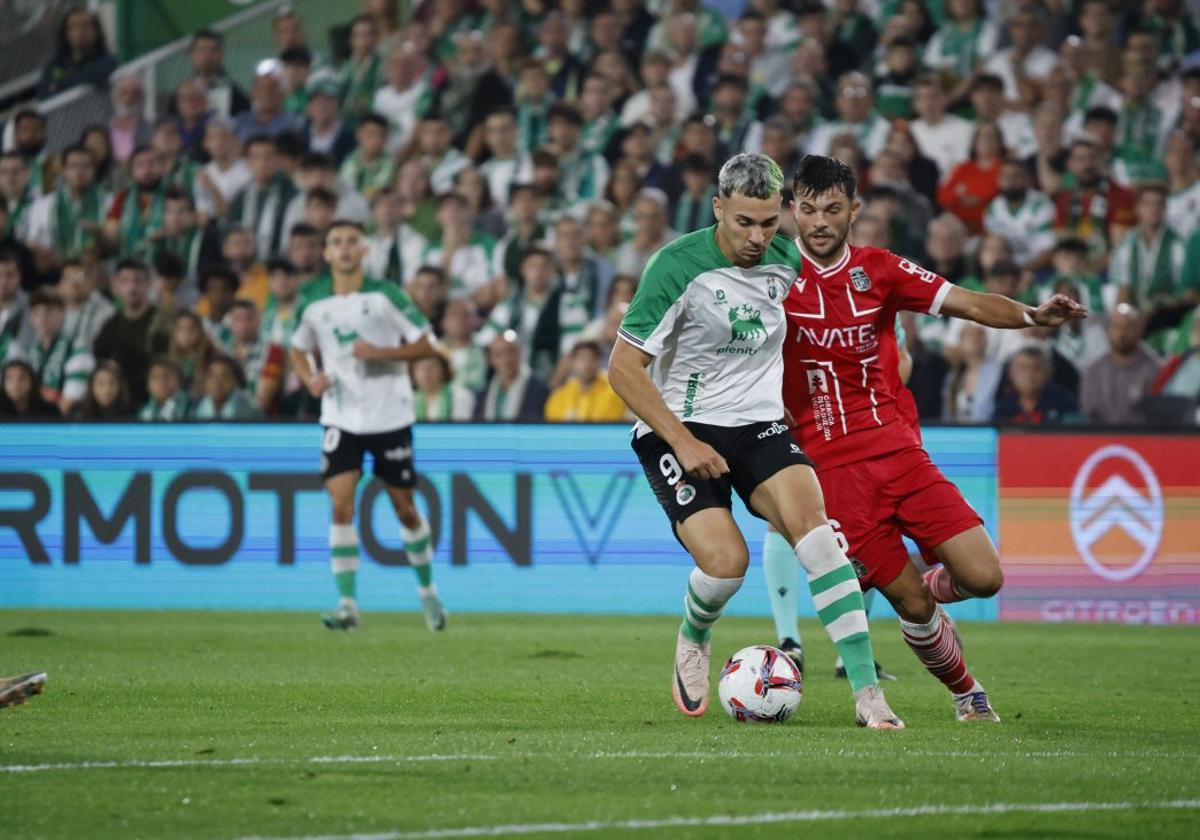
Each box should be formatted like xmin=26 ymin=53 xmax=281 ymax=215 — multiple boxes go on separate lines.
xmin=325 ymin=219 xmax=366 ymax=242
xmin=791 ymin=154 xmax=857 ymax=200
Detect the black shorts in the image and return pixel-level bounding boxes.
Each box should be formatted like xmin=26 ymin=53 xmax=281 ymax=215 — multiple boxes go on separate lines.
xmin=632 ymin=420 xmax=813 ymax=532
xmin=320 ymin=425 xmax=417 ymax=488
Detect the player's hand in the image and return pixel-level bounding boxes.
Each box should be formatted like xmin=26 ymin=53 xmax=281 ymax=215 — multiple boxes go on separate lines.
xmin=674 ymin=436 xmax=729 ymax=480
xmin=352 ymin=340 xmax=387 ymax=361
xmin=305 ymin=373 xmax=331 ymax=398
xmin=1031 ymin=293 xmax=1088 ymax=327
xmin=782 ymin=408 xmax=797 ymax=429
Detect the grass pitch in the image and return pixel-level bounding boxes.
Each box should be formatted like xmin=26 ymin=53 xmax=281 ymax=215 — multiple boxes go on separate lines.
xmin=1 ymin=610 xmax=1198 ymax=839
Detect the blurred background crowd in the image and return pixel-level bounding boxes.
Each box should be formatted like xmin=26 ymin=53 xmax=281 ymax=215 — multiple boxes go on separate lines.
xmin=0 ymin=0 xmax=1198 ymax=426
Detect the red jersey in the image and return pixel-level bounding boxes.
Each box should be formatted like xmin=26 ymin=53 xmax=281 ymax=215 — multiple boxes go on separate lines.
xmin=782 ymin=245 xmax=950 ymax=469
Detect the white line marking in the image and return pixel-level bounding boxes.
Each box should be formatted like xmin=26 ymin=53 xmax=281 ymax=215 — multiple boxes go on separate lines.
xmin=2 ymin=749 xmax=1195 ymax=774
xmin=234 ymin=799 xmax=1200 ymax=840
xmin=0 ymin=754 xmax=500 ymax=774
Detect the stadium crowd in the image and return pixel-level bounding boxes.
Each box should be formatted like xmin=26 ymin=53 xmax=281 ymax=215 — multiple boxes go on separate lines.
xmin=1 ymin=0 xmax=1199 ymax=425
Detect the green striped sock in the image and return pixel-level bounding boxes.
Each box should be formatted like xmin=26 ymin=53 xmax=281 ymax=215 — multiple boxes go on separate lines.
xmin=402 ymin=517 xmax=434 ymax=589
xmin=681 ymin=568 xmax=743 ymax=643
xmin=796 ymin=525 xmax=875 ymax=692
xmin=330 ymin=524 xmax=359 ymax=603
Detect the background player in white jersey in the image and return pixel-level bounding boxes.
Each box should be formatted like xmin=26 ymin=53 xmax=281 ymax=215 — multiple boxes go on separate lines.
xmin=609 ymin=153 xmax=903 ymax=728
xmin=289 ymin=220 xmax=446 ymax=632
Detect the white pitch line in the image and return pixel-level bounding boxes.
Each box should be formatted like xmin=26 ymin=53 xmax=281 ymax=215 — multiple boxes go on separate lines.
xmin=0 ymin=754 xmax=500 ymax=774
xmin=2 ymin=748 xmax=1197 ymax=775
xmin=234 ymin=799 xmax=1200 ymax=840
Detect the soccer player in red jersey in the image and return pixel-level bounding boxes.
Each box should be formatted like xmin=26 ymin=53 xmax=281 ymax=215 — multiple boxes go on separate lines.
xmin=778 ymin=155 xmax=1086 ymax=722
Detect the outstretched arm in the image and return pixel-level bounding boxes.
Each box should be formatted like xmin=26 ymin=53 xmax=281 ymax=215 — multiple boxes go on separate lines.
xmin=352 ymin=333 xmax=438 ymax=362
xmin=938 ymin=285 xmax=1089 ymax=329
xmin=608 ymin=339 xmax=729 ymax=479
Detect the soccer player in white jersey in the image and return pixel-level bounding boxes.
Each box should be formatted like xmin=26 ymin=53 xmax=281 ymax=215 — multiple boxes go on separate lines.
xmin=609 ymin=154 xmax=903 ymax=728
xmin=290 ymin=220 xmax=446 ymax=632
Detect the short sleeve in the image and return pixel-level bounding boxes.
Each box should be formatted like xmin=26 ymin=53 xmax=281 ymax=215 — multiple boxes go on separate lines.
xmin=378 ymin=282 xmax=430 ymax=344
xmin=289 ymin=311 xmax=315 ymax=352
xmin=617 ymin=248 xmax=689 ymax=356
xmin=884 ymin=251 xmax=952 ymax=316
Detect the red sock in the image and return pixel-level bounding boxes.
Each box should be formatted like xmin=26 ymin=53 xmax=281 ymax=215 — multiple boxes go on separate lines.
xmin=900 ymin=611 xmax=975 ymax=695
xmin=924 ymin=566 xmax=967 ymax=604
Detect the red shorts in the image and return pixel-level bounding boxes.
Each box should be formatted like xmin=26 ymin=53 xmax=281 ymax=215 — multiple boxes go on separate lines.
xmin=816 ymin=446 xmax=983 ymax=591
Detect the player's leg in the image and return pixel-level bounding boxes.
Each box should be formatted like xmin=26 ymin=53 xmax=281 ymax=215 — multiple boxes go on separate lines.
xmin=0 ymin=672 xmax=47 ymax=708
xmin=879 ymin=562 xmax=999 ymax=722
xmin=748 ymin=464 xmax=903 ymax=729
xmin=833 ymin=586 xmax=896 ymax=681
xmin=673 ymin=508 xmax=750 ymax=717
xmin=632 ymin=426 xmax=745 ymax=717
xmin=923 ymin=525 xmax=1004 ymax=604
xmin=383 ymin=483 xmax=445 ymax=632
xmin=761 ymin=524 xmax=804 ymax=671
xmin=372 ymin=426 xmax=445 ymax=631
xmin=323 ymin=470 xmax=362 ymax=630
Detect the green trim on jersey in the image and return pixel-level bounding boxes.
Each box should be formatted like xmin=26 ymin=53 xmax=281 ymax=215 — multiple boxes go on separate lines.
xmin=364 ymin=278 xmax=429 ymax=330
xmin=619 ymin=226 xmax=801 ymax=350
xmin=294 ymin=274 xmax=334 ymax=323
xmin=294 ymin=274 xmax=428 ymax=330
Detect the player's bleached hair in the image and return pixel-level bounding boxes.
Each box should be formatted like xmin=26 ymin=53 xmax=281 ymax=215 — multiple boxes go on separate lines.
xmin=717 ymin=153 xmax=784 ymax=200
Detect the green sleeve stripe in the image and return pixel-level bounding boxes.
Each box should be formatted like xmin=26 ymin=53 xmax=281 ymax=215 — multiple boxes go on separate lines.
xmin=372 ymin=278 xmax=430 ymax=329
xmin=617 ymin=327 xmax=645 ymax=347
xmin=618 ymin=239 xmax=694 ymax=341
xmin=294 ymin=275 xmax=333 ymax=322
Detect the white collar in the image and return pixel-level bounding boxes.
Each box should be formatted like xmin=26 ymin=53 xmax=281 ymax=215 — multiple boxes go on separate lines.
xmin=795 ymin=239 xmax=850 ymax=277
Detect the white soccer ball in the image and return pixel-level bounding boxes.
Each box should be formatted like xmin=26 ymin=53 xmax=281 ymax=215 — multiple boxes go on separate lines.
xmin=718 ymin=645 xmax=803 ymax=723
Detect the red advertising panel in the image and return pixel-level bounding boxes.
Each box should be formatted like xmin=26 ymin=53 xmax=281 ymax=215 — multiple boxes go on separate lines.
xmin=998 ymin=434 xmax=1200 ymax=624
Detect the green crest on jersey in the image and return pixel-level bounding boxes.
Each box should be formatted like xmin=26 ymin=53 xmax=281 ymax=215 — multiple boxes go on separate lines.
xmin=333 ymin=326 xmax=360 ymax=346
xmin=721 ymin=304 xmax=766 ymax=354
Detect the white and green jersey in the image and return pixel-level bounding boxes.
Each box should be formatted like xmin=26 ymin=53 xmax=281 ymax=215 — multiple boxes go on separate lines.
xmin=618 ymin=226 xmax=801 ymax=437
xmin=290 ymin=274 xmax=430 ymax=435
xmin=1168 ymin=180 xmax=1200 ymax=239
xmin=983 ymin=190 xmax=1056 ymax=266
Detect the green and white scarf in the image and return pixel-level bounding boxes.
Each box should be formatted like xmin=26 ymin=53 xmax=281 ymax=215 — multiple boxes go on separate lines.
xmin=414 ymin=386 xmax=453 ymax=421
xmin=339 ymin=54 xmax=381 ymax=123
xmin=1125 ymin=226 xmax=1181 ymax=308
xmin=52 ymin=186 xmax=104 ymax=259
xmin=340 ymin=150 xmax=396 ymax=199
xmin=119 ymin=183 xmax=167 ymax=257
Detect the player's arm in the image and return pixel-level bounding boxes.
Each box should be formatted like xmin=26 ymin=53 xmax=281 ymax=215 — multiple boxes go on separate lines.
xmin=352 ymin=332 xmax=438 ymax=362
xmin=938 ymin=285 xmax=1088 ymax=329
xmin=609 ymin=340 xmax=729 ymax=479
xmin=288 ymin=346 xmax=330 ymax=397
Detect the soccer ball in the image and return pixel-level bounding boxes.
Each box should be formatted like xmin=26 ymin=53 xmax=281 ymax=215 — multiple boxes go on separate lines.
xmin=718 ymin=645 xmax=803 ymax=723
